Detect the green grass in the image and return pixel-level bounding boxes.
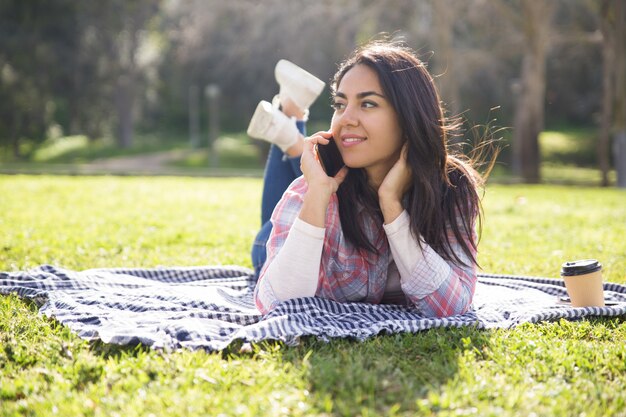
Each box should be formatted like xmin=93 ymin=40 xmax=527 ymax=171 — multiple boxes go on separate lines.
xmin=1 ymin=176 xmax=626 ymax=416
xmin=23 ymin=133 xmax=189 ymax=164
xmin=1 ymin=131 xmax=264 ymax=167
xmin=485 ymin=127 xmax=618 ymax=186
xmin=170 ymin=134 xmax=265 ymax=170
xmin=540 ymin=128 xmax=598 ymax=167
xmin=1 ymin=132 xmax=267 ymax=176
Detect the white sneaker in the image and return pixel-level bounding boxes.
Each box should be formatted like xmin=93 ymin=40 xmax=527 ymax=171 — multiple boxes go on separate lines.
xmin=275 ymin=59 xmax=325 ymax=114
xmin=247 ymin=101 xmax=300 ymax=152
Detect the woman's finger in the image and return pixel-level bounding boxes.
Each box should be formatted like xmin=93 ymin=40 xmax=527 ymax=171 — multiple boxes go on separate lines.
xmin=401 ymin=142 xmax=409 ymax=159
xmin=334 ymin=166 xmax=349 ymax=183
xmin=305 ymin=135 xmax=330 ymax=146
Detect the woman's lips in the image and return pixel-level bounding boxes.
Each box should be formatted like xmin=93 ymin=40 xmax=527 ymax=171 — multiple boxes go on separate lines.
xmin=341 ymin=135 xmax=366 ymax=147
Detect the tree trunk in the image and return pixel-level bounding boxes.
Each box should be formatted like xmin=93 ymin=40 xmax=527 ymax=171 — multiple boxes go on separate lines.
xmin=616 ymin=132 xmax=626 ymax=187
xmin=512 ymin=0 xmax=554 ymax=183
xmin=115 ymin=4 xmax=150 ymax=148
xmin=432 ymin=0 xmax=461 ymax=118
xmin=614 ymin=0 xmax=626 ymax=188
xmin=113 ymin=12 xmax=140 ymax=150
xmin=11 ymin=114 xmax=21 ymax=159
xmin=115 ymin=73 xmax=135 ymax=149
xmin=599 ymin=0 xmax=615 ymax=187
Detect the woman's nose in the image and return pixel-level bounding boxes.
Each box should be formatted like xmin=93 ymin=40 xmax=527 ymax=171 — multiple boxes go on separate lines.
xmin=336 ymin=105 xmax=358 ymax=127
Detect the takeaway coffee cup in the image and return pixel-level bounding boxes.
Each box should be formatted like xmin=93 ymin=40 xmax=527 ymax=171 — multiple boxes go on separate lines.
xmin=561 ymin=259 xmax=605 ymax=307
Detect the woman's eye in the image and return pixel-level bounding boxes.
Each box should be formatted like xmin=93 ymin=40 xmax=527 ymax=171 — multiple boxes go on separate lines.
xmin=331 ymin=101 xmax=346 ymax=110
xmin=362 ymin=101 xmax=376 ymax=108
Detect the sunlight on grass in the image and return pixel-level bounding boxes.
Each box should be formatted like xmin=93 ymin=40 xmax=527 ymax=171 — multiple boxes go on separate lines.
xmin=0 ymin=176 xmax=261 ymax=270
xmin=541 ymin=163 xmax=617 ymax=185
xmin=479 ymin=184 xmax=626 ymax=282
xmin=171 ymin=135 xmax=263 ymax=169
xmin=19 ymin=133 xmax=190 ymax=164
xmin=540 ymin=128 xmax=597 ymax=166
xmin=541 ymin=131 xmax=582 ymax=154
xmin=32 ymin=135 xmax=91 ymax=162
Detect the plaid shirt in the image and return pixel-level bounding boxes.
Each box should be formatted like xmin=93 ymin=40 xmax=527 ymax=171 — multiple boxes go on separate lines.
xmin=254 ymin=177 xmax=477 ymax=317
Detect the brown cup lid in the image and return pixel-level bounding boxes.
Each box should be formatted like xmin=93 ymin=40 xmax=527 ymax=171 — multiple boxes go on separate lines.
xmin=561 ymin=259 xmax=602 ymax=276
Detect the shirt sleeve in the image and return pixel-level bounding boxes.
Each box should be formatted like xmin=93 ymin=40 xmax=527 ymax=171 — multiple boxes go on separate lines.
xmin=253 ymin=178 xmax=325 ymax=314
xmin=383 ymin=210 xmax=477 ymax=317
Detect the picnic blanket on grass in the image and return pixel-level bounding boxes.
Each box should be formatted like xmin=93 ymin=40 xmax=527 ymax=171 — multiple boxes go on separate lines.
xmin=1 ymin=264 xmax=626 ymax=351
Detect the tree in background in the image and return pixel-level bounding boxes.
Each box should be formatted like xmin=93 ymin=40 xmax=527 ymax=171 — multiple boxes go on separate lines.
xmin=0 ymin=0 xmax=79 ymax=158
xmin=72 ymin=0 xmax=162 ymax=149
xmin=0 ymin=0 xmax=619 ymax=186
xmin=0 ymin=0 xmax=162 ymax=155
xmin=431 ymin=0 xmax=462 ymax=118
xmin=509 ymin=0 xmax=556 ymax=183
xmin=599 ymin=0 xmax=626 ymax=187
xmin=161 ymin=0 xmax=414 ymax=131
xmin=615 ymin=0 xmax=626 ymax=188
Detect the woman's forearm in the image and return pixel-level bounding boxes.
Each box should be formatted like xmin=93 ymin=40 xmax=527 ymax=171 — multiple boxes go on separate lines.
xmin=262 ymin=217 xmax=325 ymax=301
xmin=298 ymin=183 xmax=332 ymax=227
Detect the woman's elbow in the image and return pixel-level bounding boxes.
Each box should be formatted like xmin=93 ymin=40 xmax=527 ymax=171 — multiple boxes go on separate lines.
xmin=411 ymin=285 xmax=474 ymax=318
xmin=253 ymin=274 xmax=281 ymax=315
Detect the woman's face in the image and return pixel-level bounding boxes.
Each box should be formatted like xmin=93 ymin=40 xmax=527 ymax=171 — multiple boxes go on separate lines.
xmin=330 ymin=64 xmax=404 ymax=184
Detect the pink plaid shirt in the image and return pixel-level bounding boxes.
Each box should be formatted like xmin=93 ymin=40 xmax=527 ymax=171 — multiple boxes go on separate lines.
xmin=254 ymin=177 xmax=477 ymax=317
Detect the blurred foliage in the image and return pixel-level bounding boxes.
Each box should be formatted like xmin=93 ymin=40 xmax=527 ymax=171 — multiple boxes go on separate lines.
xmin=0 ymin=0 xmax=609 ymax=163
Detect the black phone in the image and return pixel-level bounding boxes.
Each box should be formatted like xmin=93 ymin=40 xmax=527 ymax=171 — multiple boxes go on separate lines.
xmin=316 ymin=137 xmax=344 ymax=177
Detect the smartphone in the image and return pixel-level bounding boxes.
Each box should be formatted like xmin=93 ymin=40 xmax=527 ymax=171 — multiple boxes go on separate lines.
xmin=316 ymin=137 xmax=344 ymax=177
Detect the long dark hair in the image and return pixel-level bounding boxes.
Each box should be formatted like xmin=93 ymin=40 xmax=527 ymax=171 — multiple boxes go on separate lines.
xmin=332 ymin=40 xmax=490 ymax=267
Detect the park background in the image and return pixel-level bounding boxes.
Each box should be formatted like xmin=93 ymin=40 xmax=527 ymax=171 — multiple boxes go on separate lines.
xmin=0 ymin=0 xmax=625 ymax=186
xmin=2 ymin=1 xmax=626 ymax=416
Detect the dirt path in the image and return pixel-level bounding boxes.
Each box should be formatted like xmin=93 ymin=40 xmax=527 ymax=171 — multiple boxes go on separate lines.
xmin=0 ymin=149 xmax=264 ymax=177
xmin=86 ymin=149 xmax=189 ymax=174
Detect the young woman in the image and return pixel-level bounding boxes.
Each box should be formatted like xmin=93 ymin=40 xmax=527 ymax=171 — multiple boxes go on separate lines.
xmin=250 ymin=40 xmax=487 ymax=318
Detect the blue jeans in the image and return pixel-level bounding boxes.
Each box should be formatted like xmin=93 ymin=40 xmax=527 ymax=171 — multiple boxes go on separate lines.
xmin=251 ymin=121 xmax=305 ymax=278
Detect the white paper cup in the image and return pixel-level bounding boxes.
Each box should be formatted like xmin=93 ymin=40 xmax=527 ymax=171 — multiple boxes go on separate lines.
xmin=561 ymin=259 xmax=605 ymax=307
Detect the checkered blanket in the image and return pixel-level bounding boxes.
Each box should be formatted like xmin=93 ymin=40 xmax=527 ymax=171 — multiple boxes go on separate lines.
xmin=2 ymin=264 xmax=625 ymax=351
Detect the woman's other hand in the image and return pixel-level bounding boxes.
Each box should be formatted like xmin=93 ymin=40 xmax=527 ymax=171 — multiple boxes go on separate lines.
xmin=378 ymin=143 xmax=412 ymax=223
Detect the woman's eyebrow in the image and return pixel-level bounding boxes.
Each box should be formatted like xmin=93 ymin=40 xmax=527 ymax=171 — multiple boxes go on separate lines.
xmin=335 ymin=91 xmax=386 ymax=99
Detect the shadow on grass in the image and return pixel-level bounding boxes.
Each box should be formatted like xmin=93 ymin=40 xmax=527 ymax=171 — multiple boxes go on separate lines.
xmin=226 ymin=326 xmax=494 ymax=415
xmin=89 ymin=338 xmax=152 ymax=360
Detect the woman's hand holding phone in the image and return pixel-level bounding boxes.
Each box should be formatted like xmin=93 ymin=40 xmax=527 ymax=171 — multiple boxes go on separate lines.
xmin=316 ymin=135 xmax=344 ymax=177
xmin=301 ymin=132 xmax=347 ymax=194
xmin=299 ymin=132 xmax=348 ymax=227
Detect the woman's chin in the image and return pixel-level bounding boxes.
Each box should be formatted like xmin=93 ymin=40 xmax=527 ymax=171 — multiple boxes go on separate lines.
xmin=341 ymin=158 xmax=362 ymax=170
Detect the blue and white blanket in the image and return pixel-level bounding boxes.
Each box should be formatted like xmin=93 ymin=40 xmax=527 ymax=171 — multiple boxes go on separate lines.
xmin=1 ymin=265 xmax=625 ymax=351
